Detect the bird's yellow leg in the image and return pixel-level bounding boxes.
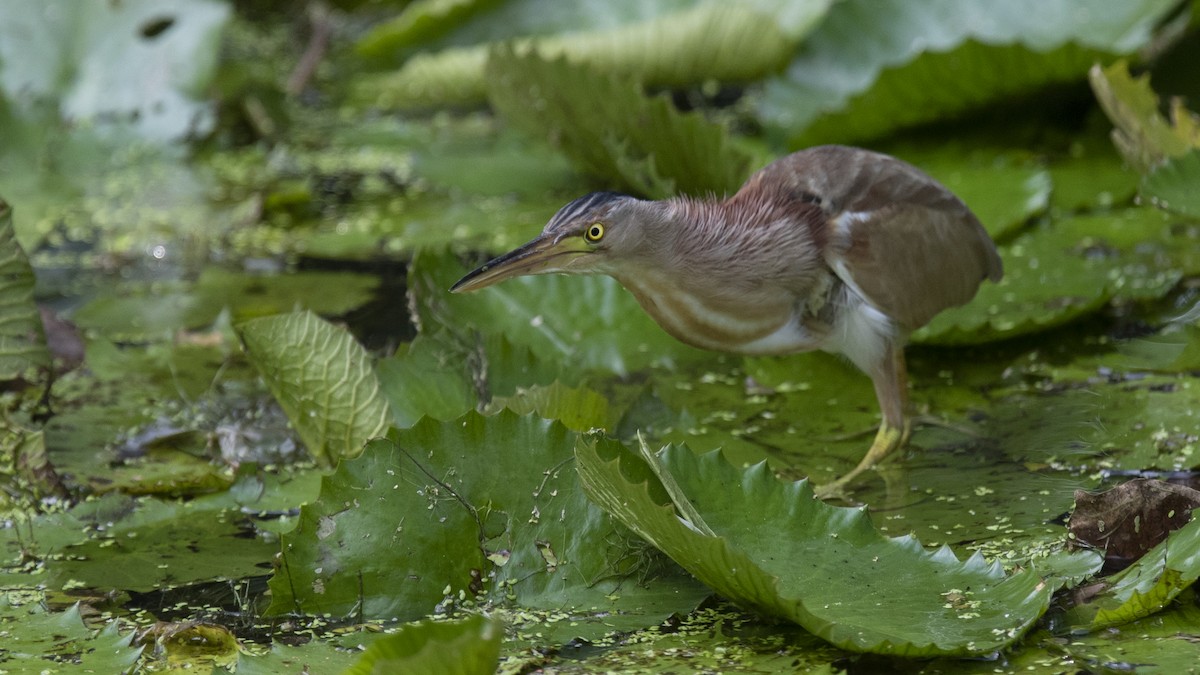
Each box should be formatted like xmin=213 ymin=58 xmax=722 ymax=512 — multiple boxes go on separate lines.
xmin=815 ymin=418 xmax=911 ymax=499
xmin=814 ymin=345 xmax=910 ymax=500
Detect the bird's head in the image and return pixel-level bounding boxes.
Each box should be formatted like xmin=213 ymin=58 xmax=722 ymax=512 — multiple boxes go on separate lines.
xmin=451 ymin=191 xmax=648 ymax=293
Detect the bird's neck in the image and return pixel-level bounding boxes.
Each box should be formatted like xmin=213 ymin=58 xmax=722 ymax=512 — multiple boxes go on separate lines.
xmin=603 ymin=196 xmax=829 ymax=354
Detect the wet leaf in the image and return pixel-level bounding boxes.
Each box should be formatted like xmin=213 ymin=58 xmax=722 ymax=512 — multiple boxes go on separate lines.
xmin=343 ymin=614 xmax=502 ymax=675
xmin=0 ymin=0 xmax=231 ymax=141
xmin=267 ymin=411 xmax=706 ymax=625
xmin=1088 ymin=60 xmax=1200 ymax=172
xmin=228 ymin=640 xmax=359 ymax=675
xmin=485 ymin=46 xmax=753 ymax=198
xmin=239 ymin=311 xmax=390 ymax=466
xmin=86 ymin=447 xmax=235 ymax=498
xmin=37 ymin=494 xmax=277 ymax=593
xmin=0 ymin=599 xmax=142 ymax=671
xmin=575 ymin=437 xmax=1055 ymax=656
xmin=761 ymin=0 xmax=1180 ymax=146
xmin=1062 ymin=516 xmax=1200 ymax=630
xmin=72 ymin=269 xmax=379 ymax=340
xmin=359 ymin=1 xmax=822 ymax=110
xmin=1050 ymin=592 xmax=1200 ymax=670
xmin=1047 ymin=143 xmax=1139 ymax=212
xmin=356 ymin=0 xmax=507 ymax=58
xmin=0 ymin=199 xmax=49 ymax=381
xmin=1069 ymin=478 xmax=1200 ymax=573
xmin=488 ymin=381 xmax=611 ymax=432
xmin=1142 ymin=150 xmax=1200 ymax=219
xmin=989 ymin=373 xmax=1200 ymax=473
xmin=916 ymin=203 xmax=1192 ymax=345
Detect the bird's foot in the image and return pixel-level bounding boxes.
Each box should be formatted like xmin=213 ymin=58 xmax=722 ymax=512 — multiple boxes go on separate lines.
xmin=813 ymin=420 xmax=909 ymax=500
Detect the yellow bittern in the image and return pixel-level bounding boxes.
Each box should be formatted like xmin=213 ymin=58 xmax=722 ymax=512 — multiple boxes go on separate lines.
xmin=452 ymin=145 xmax=1003 ymax=495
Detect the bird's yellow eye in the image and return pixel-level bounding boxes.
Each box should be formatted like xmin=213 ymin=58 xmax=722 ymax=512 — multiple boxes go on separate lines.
xmin=584 ymin=222 xmax=605 ymax=243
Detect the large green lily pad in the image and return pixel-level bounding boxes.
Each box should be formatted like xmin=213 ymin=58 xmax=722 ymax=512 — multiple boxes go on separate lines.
xmin=357 ymin=1 xmax=825 ymax=110
xmin=485 ymin=46 xmax=752 ymax=198
xmin=761 ymin=0 xmax=1180 ymax=146
xmin=266 ymin=410 xmax=707 ymax=627
xmin=575 ymin=436 xmax=1055 ymax=656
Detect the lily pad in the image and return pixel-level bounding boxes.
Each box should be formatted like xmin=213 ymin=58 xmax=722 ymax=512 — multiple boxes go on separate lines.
xmin=487 ymin=381 xmax=611 ymax=432
xmin=358 ymin=1 xmax=823 ymax=111
xmin=1088 ymin=59 xmax=1200 ymax=172
xmin=1047 ymin=143 xmax=1139 ymax=212
xmin=239 ymin=311 xmax=390 ymax=466
xmin=266 ymin=410 xmax=707 ymax=626
xmin=485 ymin=46 xmax=753 ymax=198
xmin=0 ymin=199 xmax=49 ymax=381
xmin=0 ymin=0 xmax=231 ymax=141
xmin=761 ymin=0 xmax=1180 ymax=146
xmin=0 ymin=599 xmax=142 ymax=672
xmin=575 ymin=436 xmax=1055 ymax=656
xmin=356 ymin=0 xmax=507 ymax=59
xmin=72 ymin=269 xmax=379 ymax=340
xmin=915 ymin=202 xmax=1192 ymax=346
xmin=39 ymin=493 xmax=277 ymax=593
xmin=343 ymin=614 xmax=502 ymax=675
xmin=1143 ymin=150 xmax=1200 ymax=219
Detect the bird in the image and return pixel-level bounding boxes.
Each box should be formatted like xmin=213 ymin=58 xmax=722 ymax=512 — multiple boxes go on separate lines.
xmin=451 ymin=145 xmax=1003 ymax=497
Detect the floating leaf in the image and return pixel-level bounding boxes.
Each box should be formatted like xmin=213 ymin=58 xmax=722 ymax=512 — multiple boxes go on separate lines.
xmin=915 ymin=202 xmax=1192 ymax=345
xmin=0 ymin=600 xmax=142 ymax=671
xmin=488 ymin=381 xmax=611 ymax=432
xmin=575 ymin=437 xmax=1054 ymax=656
xmin=1142 ymin=150 xmax=1200 ymax=219
xmin=72 ymin=269 xmax=379 ymax=340
xmin=761 ymin=0 xmax=1180 ymax=146
xmin=356 ymin=0 xmax=507 ymax=59
xmin=485 ymin=46 xmax=753 ymax=198
xmin=376 ymin=333 xmax=477 ymax=428
xmin=343 ymin=614 xmax=502 ymax=675
xmin=1062 ymin=516 xmax=1200 ymax=630
xmin=1047 ymin=143 xmax=1139 ymax=212
xmin=1088 ymin=59 xmax=1200 ymax=172
xmin=0 ymin=0 xmax=231 ymax=141
xmin=358 ymin=1 xmax=822 ymax=110
xmin=39 ymin=494 xmax=277 ymax=593
xmin=239 ymin=311 xmax=390 ymax=466
xmin=0 ymin=199 xmax=49 ymax=381
xmin=267 ymin=411 xmax=706 ymax=625
xmin=1050 ymin=593 xmax=1200 ymax=670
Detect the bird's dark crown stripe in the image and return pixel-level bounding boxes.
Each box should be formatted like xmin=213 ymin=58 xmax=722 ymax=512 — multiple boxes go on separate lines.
xmin=547 ymin=191 xmax=626 ymax=230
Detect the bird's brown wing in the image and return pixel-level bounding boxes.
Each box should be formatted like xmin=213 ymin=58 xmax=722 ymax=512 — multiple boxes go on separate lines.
xmin=827 ymin=200 xmax=1001 ymax=331
xmin=742 ymin=145 xmax=1002 ymax=331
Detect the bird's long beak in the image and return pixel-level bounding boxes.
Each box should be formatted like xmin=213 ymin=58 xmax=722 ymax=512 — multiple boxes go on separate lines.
xmin=450 ymin=233 xmax=591 ymax=293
